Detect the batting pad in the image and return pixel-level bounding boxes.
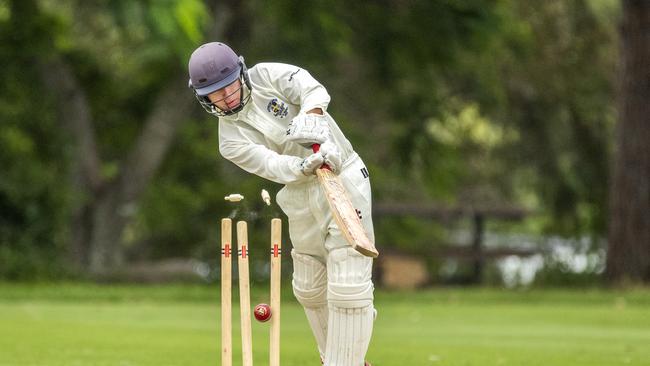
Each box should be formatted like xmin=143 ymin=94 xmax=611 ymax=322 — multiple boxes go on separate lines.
xmin=324 ymin=304 xmax=374 ymax=366
xmin=292 ymin=251 xmax=329 ymax=357
xmin=292 ymin=251 xmax=328 ymax=307
xmin=327 ymin=248 xmax=374 ymax=308
xmin=304 ymin=305 xmax=329 ymax=359
xmin=323 ymin=247 xmax=375 ymax=365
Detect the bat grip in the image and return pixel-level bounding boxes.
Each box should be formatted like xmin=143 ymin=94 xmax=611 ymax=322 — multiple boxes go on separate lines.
xmin=312 ymin=144 xmax=331 ymax=171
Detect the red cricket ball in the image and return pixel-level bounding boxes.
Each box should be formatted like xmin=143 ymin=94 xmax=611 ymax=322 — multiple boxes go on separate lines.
xmin=254 ymin=303 xmax=272 ymax=322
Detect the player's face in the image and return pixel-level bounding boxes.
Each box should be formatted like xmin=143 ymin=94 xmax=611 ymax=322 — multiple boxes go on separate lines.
xmin=207 ymin=79 xmax=242 ymax=112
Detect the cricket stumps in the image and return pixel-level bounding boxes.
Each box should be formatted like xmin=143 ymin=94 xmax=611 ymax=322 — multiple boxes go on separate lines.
xmin=221 ymin=218 xmax=282 ymax=366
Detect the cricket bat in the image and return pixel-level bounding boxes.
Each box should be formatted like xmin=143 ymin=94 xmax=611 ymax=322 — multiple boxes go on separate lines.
xmin=313 ymin=144 xmax=379 ymax=258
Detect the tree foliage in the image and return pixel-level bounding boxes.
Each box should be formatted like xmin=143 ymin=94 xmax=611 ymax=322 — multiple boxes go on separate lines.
xmin=0 ymin=0 xmax=622 ymax=280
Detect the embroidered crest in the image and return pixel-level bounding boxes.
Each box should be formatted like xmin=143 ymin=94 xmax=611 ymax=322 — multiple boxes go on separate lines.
xmin=267 ymin=98 xmax=289 ymax=118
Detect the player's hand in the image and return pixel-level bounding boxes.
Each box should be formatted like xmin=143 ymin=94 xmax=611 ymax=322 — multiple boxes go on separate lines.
xmin=299 ymin=152 xmax=325 ymax=176
xmin=319 ymin=140 xmax=342 ymax=174
xmin=286 ymin=113 xmax=330 ymax=146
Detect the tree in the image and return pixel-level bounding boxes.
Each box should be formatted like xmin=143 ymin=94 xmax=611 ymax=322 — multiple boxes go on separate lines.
xmin=0 ymin=0 xmax=623 ymax=281
xmin=606 ymin=0 xmax=650 ymax=284
xmin=5 ymin=0 xmax=220 ymax=274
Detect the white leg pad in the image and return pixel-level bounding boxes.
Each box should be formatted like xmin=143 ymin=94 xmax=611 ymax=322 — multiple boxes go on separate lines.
xmin=292 ymin=251 xmax=329 ymax=357
xmin=325 ymin=305 xmax=374 ymax=366
xmin=304 ymin=305 xmax=329 ymax=359
xmin=324 ymin=248 xmax=375 ymax=366
xmin=326 ymin=248 xmax=374 ymax=308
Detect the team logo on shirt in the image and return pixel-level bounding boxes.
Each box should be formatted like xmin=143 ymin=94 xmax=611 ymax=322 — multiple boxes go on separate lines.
xmin=267 ymin=98 xmax=289 ymax=118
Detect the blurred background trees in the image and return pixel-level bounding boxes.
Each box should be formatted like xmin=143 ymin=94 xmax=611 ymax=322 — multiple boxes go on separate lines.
xmin=0 ymin=0 xmax=645 ymax=286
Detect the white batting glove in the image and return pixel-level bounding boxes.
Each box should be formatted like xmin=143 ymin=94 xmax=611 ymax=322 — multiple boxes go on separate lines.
xmin=319 ymin=140 xmax=342 ymax=174
xmin=286 ymin=113 xmax=331 ymax=146
xmin=299 ymin=152 xmax=325 ymax=176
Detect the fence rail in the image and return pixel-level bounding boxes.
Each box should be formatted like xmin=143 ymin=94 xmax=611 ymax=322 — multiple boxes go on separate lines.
xmin=374 ymin=202 xmax=533 ymax=284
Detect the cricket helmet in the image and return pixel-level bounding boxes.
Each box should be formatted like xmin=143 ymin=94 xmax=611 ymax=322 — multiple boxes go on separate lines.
xmin=188 ymin=42 xmax=251 ymax=116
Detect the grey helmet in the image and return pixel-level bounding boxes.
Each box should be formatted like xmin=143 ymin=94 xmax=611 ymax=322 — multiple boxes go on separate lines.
xmin=188 ymin=42 xmax=251 ymax=116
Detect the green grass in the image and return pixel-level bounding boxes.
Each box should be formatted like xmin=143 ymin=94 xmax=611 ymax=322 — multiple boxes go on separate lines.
xmin=1 ymin=284 xmax=649 ymax=365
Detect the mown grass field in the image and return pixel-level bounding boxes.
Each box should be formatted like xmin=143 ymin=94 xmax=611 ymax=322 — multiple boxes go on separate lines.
xmin=1 ymin=283 xmax=649 ymax=365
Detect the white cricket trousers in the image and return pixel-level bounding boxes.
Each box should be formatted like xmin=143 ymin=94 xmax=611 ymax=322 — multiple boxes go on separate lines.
xmin=277 ymin=153 xmax=376 ymax=366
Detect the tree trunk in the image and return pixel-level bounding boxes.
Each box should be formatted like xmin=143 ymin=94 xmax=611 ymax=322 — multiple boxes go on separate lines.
xmin=606 ymin=0 xmax=650 ymax=284
xmin=34 ymin=0 xmax=235 ymax=275
xmin=41 ymin=60 xmax=194 ymax=274
xmin=35 ymin=46 xmax=102 ymax=271
xmin=87 ymin=72 xmax=194 ymax=274
xmin=82 ymin=1 xmax=244 ymax=274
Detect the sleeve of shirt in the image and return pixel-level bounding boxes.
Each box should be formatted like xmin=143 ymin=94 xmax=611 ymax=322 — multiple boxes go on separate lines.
xmin=218 ymin=119 xmax=312 ymax=185
xmin=257 ymin=63 xmax=331 ymax=114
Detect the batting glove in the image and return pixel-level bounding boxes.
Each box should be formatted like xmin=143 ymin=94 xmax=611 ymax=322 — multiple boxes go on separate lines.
xmin=286 ymin=113 xmax=331 ymax=146
xmin=319 ymin=140 xmax=342 ymax=174
xmin=299 ymin=152 xmax=326 ymax=176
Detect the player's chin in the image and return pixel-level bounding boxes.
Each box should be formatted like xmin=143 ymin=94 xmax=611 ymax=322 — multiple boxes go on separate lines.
xmin=223 ymin=104 xmax=239 ymax=112
xmin=225 ymin=100 xmax=241 ymax=110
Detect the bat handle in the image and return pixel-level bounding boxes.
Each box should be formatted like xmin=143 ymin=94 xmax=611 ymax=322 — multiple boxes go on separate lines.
xmin=312 ymin=143 xmax=332 ymax=171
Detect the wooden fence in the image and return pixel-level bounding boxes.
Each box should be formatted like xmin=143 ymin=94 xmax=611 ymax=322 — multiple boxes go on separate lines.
xmin=373 ymin=202 xmax=536 ymax=285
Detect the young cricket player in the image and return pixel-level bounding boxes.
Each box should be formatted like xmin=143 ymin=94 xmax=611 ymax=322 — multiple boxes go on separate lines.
xmin=188 ymin=42 xmax=375 ymax=366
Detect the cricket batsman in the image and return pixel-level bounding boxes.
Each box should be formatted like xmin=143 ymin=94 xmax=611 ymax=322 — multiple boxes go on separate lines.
xmin=188 ymin=42 xmax=375 ymax=366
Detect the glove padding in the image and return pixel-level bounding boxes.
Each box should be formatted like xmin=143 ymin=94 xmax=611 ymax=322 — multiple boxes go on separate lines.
xmin=299 ymin=152 xmax=325 ymax=176
xmin=318 ymin=140 xmax=342 ymax=174
xmin=298 ymin=141 xmax=342 ymax=176
xmin=286 ymin=113 xmax=331 ymax=146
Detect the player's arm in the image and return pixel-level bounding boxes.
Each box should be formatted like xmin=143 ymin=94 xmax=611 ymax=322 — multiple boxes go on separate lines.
xmin=257 ymin=63 xmax=331 ymax=115
xmin=218 ymin=119 xmax=324 ymax=184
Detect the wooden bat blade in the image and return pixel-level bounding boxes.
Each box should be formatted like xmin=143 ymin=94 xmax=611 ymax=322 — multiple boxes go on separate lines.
xmin=316 ymin=168 xmax=379 ymax=258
